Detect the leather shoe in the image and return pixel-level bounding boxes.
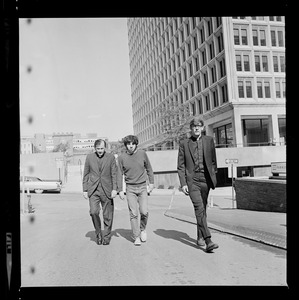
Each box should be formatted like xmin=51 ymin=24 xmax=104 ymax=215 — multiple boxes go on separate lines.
xmin=103 ymin=240 xmax=110 ymax=245
xmin=197 ymin=238 xmax=205 ymax=247
xmin=206 ymin=241 xmax=219 ymax=252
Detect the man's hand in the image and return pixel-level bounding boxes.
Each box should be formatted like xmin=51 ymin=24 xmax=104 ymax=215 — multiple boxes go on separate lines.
xmin=148 ymin=183 xmax=154 ymax=192
xmin=119 ymin=191 xmax=125 ymax=200
xmin=111 ymin=190 xmax=117 ymax=198
xmin=182 ymin=185 xmax=189 ymax=195
xmin=83 ymin=192 xmax=88 ymax=199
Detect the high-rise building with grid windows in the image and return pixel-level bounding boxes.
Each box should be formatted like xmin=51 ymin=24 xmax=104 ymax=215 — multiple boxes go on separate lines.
xmin=127 ymin=17 xmax=285 ymax=150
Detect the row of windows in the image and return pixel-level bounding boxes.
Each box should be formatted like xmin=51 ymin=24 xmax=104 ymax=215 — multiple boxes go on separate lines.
xmin=235 ymin=52 xmax=285 ymax=73
xmin=134 ymin=83 xmax=229 ymax=138
xmin=131 ymin=31 xmax=224 ymax=109
xmin=232 ymin=16 xmax=284 ymax=22
xmin=238 ymin=78 xmax=285 ymax=99
xmin=213 ymin=115 xmax=286 ymax=148
xmin=128 ymin=18 xmax=224 ymax=109
xmin=132 ymin=55 xmax=227 ymax=124
xmin=233 ymin=26 xmax=285 ymax=48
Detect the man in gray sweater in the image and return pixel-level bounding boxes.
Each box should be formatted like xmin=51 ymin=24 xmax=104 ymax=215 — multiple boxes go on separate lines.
xmin=118 ymin=135 xmax=154 ymax=246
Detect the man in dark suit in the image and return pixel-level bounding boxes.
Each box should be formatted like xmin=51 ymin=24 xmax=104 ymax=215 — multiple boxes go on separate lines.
xmin=177 ymin=117 xmax=219 ymax=252
xmin=83 ymin=139 xmax=118 ymax=245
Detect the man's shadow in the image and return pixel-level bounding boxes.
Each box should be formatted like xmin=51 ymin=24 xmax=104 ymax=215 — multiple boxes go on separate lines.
xmin=85 ymin=228 xmax=132 ymax=244
xmin=153 ymin=229 xmax=206 ymax=251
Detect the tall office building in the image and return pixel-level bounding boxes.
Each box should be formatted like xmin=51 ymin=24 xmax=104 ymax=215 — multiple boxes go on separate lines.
xmin=127 ymin=17 xmax=285 ymax=149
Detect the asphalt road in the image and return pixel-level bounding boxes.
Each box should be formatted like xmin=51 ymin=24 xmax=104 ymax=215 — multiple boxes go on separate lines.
xmin=20 ymin=192 xmax=287 ymax=286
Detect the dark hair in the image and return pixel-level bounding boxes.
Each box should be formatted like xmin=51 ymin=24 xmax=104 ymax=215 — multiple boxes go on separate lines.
xmin=94 ymin=139 xmax=107 ymax=148
xmin=189 ymin=117 xmax=204 ymax=128
xmin=123 ymin=135 xmax=139 ymax=146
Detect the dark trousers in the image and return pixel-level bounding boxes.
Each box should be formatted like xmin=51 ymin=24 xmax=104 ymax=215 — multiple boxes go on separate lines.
xmin=89 ymin=187 xmax=114 ymax=242
xmin=188 ymin=172 xmax=211 ymax=240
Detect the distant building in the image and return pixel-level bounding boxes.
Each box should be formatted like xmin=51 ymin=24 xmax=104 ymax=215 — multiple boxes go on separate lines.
xmin=34 ymin=133 xmax=46 ymax=152
xmin=20 ymin=139 xmax=33 ymax=154
xmin=52 ymin=132 xmax=74 ymax=155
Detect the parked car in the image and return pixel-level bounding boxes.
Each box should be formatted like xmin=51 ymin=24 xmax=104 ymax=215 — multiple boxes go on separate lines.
xmin=20 ymin=176 xmax=61 ymax=193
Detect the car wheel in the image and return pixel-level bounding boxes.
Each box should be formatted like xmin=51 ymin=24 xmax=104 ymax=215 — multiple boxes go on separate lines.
xmin=35 ymin=189 xmax=44 ymax=194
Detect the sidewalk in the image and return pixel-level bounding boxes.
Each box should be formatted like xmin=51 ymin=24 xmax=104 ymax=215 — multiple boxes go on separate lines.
xmin=164 ymin=187 xmax=286 ymax=250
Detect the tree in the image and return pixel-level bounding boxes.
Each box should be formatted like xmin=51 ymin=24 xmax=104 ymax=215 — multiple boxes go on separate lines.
xmin=152 ymin=101 xmax=194 ymax=148
xmin=53 ymin=141 xmax=70 ymax=153
xmin=110 ymin=139 xmax=126 ymax=155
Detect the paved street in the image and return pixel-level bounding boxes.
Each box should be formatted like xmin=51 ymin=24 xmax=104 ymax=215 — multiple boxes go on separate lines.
xmin=20 ymin=192 xmax=286 ymax=286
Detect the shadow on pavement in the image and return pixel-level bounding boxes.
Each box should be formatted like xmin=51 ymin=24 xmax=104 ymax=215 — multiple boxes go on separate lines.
xmin=85 ymin=231 xmax=97 ymax=243
xmin=112 ymin=228 xmax=133 ymax=242
xmin=86 ymin=230 xmax=131 ymax=244
xmin=153 ymin=229 xmax=205 ymax=251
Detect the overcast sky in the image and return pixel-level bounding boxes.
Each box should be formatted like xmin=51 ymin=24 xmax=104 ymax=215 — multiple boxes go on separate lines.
xmin=19 ymin=18 xmax=134 ymax=141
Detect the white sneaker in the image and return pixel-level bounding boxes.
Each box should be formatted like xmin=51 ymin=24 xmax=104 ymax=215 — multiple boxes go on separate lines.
xmin=134 ymin=237 xmax=141 ymax=246
xmin=140 ymin=230 xmax=147 ymax=242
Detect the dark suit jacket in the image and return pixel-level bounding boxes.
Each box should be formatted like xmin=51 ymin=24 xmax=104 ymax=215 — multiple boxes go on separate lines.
xmin=82 ymin=152 xmax=118 ymax=199
xmin=177 ymin=135 xmax=218 ymax=190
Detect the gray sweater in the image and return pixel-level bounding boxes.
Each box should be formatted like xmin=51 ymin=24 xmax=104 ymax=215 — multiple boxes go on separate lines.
xmin=118 ymin=149 xmax=154 ymax=190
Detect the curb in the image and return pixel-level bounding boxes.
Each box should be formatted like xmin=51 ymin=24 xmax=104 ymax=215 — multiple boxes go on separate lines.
xmin=164 ymin=210 xmax=286 ymax=250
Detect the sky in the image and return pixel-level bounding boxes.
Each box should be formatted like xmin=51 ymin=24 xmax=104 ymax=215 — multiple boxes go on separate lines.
xmin=19 ymin=18 xmax=134 ymax=141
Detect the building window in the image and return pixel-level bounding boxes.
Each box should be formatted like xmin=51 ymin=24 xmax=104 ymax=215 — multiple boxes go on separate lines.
xmin=221 ymin=84 xmax=228 ymax=103
xmin=201 ymin=48 xmax=207 ymax=66
xmin=244 ymin=55 xmax=250 ymax=71
xmin=260 ymin=30 xmax=266 ymax=46
xmin=252 ymin=30 xmax=258 ymax=45
xmin=246 ymin=81 xmax=252 ymax=97
xmin=209 ymin=41 xmax=215 ymax=59
xmin=262 ymin=55 xmax=268 ymax=72
xmin=278 ymin=117 xmax=286 ymax=145
xmin=213 ymin=123 xmax=233 ymax=148
xmin=241 ymin=29 xmax=248 ymax=45
xmin=236 ymin=55 xmax=242 ymax=71
xmin=282 ymin=81 xmax=286 ymax=97
xmin=257 ymin=81 xmax=263 ymax=98
xmin=264 ymin=82 xmax=271 ymax=98
xmin=219 ymin=58 xmax=226 ymax=78
xmin=273 ymin=56 xmax=279 ymax=72
xmin=257 ymin=80 xmax=271 ymax=98
xmin=217 ymin=32 xmax=224 ymax=53
xmin=196 ymin=76 xmax=201 ymax=93
xmin=255 ymin=55 xmax=261 ymax=71
xmin=210 ymin=65 xmax=216 ymax=83
xmin=278 ymin=31 xmax=284 ymax=47
xmin=198 ymin=98 xmax=203 ymax=114
xmin=242 ymin=118 xmax=270 ymax=146
xmin=207 ymin=18 xmax=213 ymax=36
xmin=271 ymin=30 xmax=276 ymax=46
xmin=234 ymin=28 xmax=240 ymax=45
xmin=212 ymin=89 xmax=219 ymax=107
xmin=275 ymin=81 xmax=281 ymax=98
xmin=205 ymin=94 xmax=210 ymax=111
xmin=191 ymin=102 xmax=196 ymax=116
xmin=203 ymin=72 xmax=208 ymax=89
xmin=280 ymin=56 xmax=285 ymax=72
xmin=238 ymin=81 xmax=245 ymax=98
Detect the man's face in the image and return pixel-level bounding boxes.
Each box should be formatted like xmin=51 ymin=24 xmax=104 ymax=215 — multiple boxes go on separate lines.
xmin=126 ymin=142 xmax=137 ymax=153
xmin=191 ymin=124 xmax=204 ymax=137
xmin=95 ymin=142 xmax=106 ymax=157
